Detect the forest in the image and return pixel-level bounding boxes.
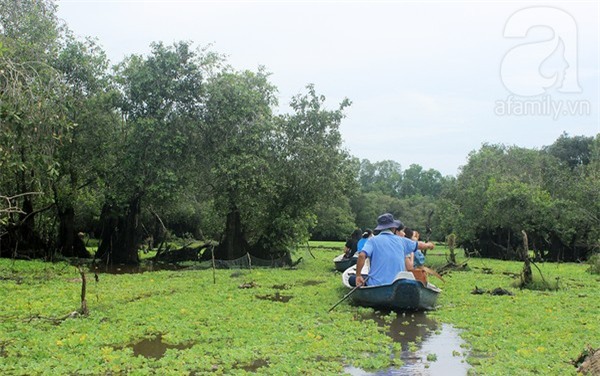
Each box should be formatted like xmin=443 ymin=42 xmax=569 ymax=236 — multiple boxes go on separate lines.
xmin=1 ymin=0 xmax=599 ymax=266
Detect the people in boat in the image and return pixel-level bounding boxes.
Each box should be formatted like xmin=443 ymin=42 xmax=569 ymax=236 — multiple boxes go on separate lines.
xmin=355 ymin=213 xmax=434 ymax=287
xmin=343 ymin=228 xmax=363 ymax=258
xmin=356 ymin=229 xmax=373 ymax=253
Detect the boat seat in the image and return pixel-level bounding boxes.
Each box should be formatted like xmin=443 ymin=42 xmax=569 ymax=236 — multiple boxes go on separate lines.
xmin=393 ymin=271 xmax=416 ymax=281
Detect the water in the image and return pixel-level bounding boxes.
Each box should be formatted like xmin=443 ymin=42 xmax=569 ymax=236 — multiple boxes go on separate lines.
xmin=121 ymin=310 xmax=467 ymax=374
xmin=345 ymin=312 xmax=470 ymax=376
xmin=255 ymin=292 xmax=293 ymax=303
xmin=129 ymin=334 xmax=193 ymax=359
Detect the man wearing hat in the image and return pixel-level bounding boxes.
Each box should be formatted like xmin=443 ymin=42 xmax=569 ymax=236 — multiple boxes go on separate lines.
xmin=355 ymin=213 xmax=435 ymax=287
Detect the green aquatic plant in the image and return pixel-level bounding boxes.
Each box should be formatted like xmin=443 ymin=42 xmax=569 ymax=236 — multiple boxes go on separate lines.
xmin=0 ymin=245 xmax=598 ymax=375
xmin=426 ymin=353 xmax=438 ymax=362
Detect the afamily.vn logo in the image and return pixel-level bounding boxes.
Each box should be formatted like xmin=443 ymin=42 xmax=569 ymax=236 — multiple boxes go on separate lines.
xmin=495 ymin=6 xmax=590 ymax=119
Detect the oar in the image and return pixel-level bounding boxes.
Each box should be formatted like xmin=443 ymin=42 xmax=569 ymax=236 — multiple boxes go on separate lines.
xmin=328 ymin=276 xmax=369 ymax=312
xmin=421 ymin=266 xmax=445 ymax=283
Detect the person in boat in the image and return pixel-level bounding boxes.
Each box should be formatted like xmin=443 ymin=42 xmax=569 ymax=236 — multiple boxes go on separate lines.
xmin=354 ymin=213 xmax=434 ymax=287
xmin=398 ymin=227 xmax=425 ymax=271
xmin=343 ymin=228 xmax=363 ymax=258
xmin=356 ymin=229 xmax=373 ymax=253
xmin=398 ymin=227 xmax=428 ymax=284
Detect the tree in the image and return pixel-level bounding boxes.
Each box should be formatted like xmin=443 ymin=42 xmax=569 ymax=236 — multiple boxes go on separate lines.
xmin=200 ymin=68 xmax=278 ymax=260
xmin=543 ymin=132 xmax=594 ymax=169
xmin=204 ymin=80 xmax=351 ymax=260
xmin=258 ymin=86 xmax=351 ymax=257
xmin=311 ymin=196 xmax=356 ymax=241
xmin=400 ymin=164 xmax=444 ymax=197
xmin=445 ymin=139 xmax=599 ymax=261
xmin=50 ymin=35 xmax=118 ymax=258
xmin=358 ymin=159 xmax=402 ymax=197
xmin=0 ymin=0 xmax=67 ymax=257
xmin=95 ymin=41 xmax=212 ymax=264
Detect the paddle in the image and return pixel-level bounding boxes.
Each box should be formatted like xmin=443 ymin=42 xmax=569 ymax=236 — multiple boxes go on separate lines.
xmin=328 ymin=276 xmax=369 ymax=312
xmin=421 ymin=266 xmax=445 ymax=283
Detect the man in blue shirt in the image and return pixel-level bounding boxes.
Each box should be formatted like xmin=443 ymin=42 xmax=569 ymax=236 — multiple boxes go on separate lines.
xmin=355 ymin=213 xmax=435 ymax=286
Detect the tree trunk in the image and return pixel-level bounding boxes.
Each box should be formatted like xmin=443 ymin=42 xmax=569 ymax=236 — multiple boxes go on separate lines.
xmin=0 ymin=195 xmax=46 ymax=259
xmin=57 ymin=206 xmax=90 ymax=258
xmin=214 ymin=208 xmax=249 ymax=260
xmin=95 ymin=197 xmax=142 ymax=265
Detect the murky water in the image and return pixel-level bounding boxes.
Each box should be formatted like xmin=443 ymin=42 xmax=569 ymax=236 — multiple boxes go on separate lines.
xmin=345 ymin=312 xmax=470 ymax=376
xmin=255 ymin=292 xmax=293 ymax=303
xmin=234 ymin=359 xmax=270 ymax=372
xmin=129 ymin=334 xmax=193 ymax=359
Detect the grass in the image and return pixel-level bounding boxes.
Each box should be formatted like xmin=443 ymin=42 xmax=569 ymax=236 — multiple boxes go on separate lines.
xmin=0 ymin=243 xmax=598 ymax=375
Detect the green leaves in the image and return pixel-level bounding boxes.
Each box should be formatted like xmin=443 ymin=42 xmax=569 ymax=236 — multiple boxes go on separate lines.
xmin=442 ymin=140 xmax=600 ymax=260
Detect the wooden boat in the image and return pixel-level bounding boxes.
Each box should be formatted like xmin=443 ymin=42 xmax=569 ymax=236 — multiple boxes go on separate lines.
xmin=341 ymin=266 xmax=441 ymax=311
xmin=333 ymin=253 xmax=357 ymax=272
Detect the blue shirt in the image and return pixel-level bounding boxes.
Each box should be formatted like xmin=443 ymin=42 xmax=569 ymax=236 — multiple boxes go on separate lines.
xmin=357 ymin=238 xmax=368 ymax=252
xmin=360 ymin=230 xmax=418 ymax=286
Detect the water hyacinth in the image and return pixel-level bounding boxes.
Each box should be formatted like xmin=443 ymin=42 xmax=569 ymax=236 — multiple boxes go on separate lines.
xmin=0 ymin=244 xmax=598 ymax=375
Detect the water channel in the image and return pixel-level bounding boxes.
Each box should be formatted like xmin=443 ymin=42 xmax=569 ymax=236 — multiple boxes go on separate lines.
xmin=345 ymin=311 xmax=470 ymax=376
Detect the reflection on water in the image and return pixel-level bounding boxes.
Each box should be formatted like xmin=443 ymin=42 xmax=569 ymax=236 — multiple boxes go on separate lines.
xmin=346 ymin=312 xmax=470 ymax=376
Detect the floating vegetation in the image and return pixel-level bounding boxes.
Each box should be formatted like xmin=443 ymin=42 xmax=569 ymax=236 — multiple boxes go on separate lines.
xmin=0 ymin=245 xmax=598 ymax=375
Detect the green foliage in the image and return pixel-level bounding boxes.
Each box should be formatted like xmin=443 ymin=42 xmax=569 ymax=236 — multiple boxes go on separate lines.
xmin=514 ymin=275 xmax=560 ymax=291
xmin=1 ymin=247 xmax=598 ymax=375
xmin=357 ymin=160 xmax=446 ymax=199
xmin=428 ymin=251 xmax=600 ymax=376
xmin=443 ymin=141 xmax=599 ymax=261
xmin=588 ymin=253 xmax=600 ymax=275
xmin=311 ymin=196 xmax=356 ymax=241
xmin=351 ymin=191 xmax=438 ymax=239
xmin=543 ymin=132 xmax=594 ymax=169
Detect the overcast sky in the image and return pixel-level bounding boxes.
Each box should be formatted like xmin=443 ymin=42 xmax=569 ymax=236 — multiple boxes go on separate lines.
xmin=56 ymin=1 xmax=599 ymax=176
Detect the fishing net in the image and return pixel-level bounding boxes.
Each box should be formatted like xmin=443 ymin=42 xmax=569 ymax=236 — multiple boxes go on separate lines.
xmin=207 ymin=253 xmax=289 ymax=269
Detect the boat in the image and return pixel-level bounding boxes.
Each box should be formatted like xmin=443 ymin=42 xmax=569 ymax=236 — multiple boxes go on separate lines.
xmin=333 ymin=253 xmax=357 ymax=272
xmin=341 ymin=265 xmax=441 ymax=311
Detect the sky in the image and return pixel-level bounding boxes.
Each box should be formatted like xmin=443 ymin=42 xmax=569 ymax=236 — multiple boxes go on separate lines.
xmin=56 ymin=1 xmax=600 ymax=176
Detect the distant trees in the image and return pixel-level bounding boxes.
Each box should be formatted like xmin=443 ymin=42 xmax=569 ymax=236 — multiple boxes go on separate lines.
xmin=339 ymin=134 xmax=599 ymax=262
xmin=344 ymin=159 xmax=447 ymax=240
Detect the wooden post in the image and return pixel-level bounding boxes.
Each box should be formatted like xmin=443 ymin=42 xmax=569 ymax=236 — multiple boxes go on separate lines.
xmin=211 ymin=245 xmax=216 ymax=285
xmin=521 ymin=230 xmax=532 ymax=285
xmin=77 ymin=266 xmax=89 ymax=316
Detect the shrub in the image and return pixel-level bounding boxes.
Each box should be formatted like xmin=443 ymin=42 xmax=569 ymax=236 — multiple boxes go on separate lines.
xmin=587 ymin=253 xmax=600 ymax=274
